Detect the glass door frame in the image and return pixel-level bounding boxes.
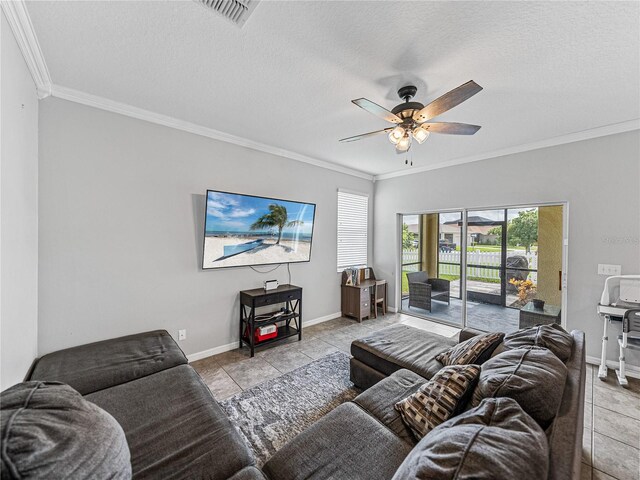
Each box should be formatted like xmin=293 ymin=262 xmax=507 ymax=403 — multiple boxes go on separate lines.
xmin=396 ymin=201 xmax=569 ymax=330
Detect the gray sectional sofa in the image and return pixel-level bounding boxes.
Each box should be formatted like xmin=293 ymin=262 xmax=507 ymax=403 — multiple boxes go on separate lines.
xmin=261 ymin=324 xmax=586 ymax=480
xmin=23 ymin=330 xmax=263 ymax=480
xmin=4 ymin=324 xmax=586 ymax=480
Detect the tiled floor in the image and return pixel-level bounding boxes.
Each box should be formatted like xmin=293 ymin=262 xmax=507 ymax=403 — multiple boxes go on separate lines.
xmin=582 ymin=364 xmax=640 ymax=480
xmin=191 ymin=313 xmax=640 ymax=480
xmin=190 ymin=313 xmax=457 ymax=400
xmin=400 ymin=297 xmax=521 ymax=333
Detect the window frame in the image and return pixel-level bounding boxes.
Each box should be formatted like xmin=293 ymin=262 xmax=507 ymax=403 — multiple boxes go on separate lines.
xmin=337 ymin=189 xmax=369 ymax=272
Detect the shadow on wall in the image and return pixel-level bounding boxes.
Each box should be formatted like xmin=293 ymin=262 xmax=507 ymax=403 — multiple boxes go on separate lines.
xmin=192 ymin=193 xmax=206 ymax=270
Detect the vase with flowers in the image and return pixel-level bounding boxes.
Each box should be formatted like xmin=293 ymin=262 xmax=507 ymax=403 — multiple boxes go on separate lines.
xmin=509 ymin=278 xmax=537 ymax=308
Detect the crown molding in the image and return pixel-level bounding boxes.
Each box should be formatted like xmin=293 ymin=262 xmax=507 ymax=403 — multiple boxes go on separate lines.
xmin=375 ymin=119 xmax=640 ymax=181
xmin=49 ymin=84 xmax=374 ymax=181
xmin=1 ymin=0 xmax=51 ymax=98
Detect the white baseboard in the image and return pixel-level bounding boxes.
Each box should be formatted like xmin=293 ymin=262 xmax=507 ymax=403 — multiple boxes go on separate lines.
xmin=387 ymin=306 xmax=398 ymax=313
xmin=187 ymin=342 xmax=240 ymax=363
xmin=586 ymin=355 xmax=640 ymax=379
xmin=187 ymin=311 xmax=342 ymax=363
xmin=304 ymin=311 xmax=342 ymax=327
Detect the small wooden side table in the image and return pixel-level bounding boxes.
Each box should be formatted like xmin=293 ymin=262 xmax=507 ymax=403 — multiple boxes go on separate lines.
xmin=239 ymin=284 xmax=302 ymax=357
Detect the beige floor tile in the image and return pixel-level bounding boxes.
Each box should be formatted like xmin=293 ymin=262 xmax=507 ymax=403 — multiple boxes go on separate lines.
xmin=190 ymin=356 xmax=222 ymax=378
xmin=593 ymin=432 xmax=640 ymax=480
xmin=203 ymin=368 xmax=242 ymax=401
xmin=594 ymin=383 xmax=640 ymax=420
xmin=585 ymin=365 xmax=594 ymax=404
xmin=261 ymin=348 xmax=314 ymax=374
xmin=596 ymin=369 xmax=640 ymax=397
xmin=210 ymin=348 xmax=252 ymax=368
xmin=583 ymin=427 xmax=592 ymax=466
xmin=592 ymin=468 xmax=620 ymax=480
xmin=295 ymin=338 xmax=340 ymax=360
xmin=222 ymin=357 xmax=282 ymax=390
xmin=322 ymin=336 xmax=352 ymax=353
xmin=594 ymin=405 xmax=640 ymax=448
xmin=585 ymin=402 xmax=593 ymax=429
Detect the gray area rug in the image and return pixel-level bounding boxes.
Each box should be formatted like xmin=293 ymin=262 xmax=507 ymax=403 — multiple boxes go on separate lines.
xmin=220 ymin=351 xmax=359 ymax=466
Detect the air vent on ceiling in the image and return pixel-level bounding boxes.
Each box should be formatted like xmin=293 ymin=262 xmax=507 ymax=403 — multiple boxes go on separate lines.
xmin=196 ymin=0 xmax=259 ymax=28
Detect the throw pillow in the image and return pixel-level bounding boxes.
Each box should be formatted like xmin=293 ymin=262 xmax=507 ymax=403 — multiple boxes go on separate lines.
xmin=1 ymin=381 xmax=131 ymax=479
xmin=503 ymin=323 xmax=573 ymax=362
xmin=435 ymin=332 xmax=504 ymax=366
xmin=471 ymin=346 xmax=568 ymax=428
xmin=392 ymin=397 xmax=549 ymax=480
xmin=395 ymin=364 xmax=480 ymax=440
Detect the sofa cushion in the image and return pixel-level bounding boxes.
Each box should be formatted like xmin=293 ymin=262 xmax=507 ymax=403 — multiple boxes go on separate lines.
xmin=471 ymin=347 xmax=568 ymax=428
xmin=1 ymin=382 xmax=131 ymax=479
xmin=262 ymin=402 xmax=413 ymax=480
xmin=351 ymin=325 xmax=456 ymax=380
xmin=86 ymin=364 xmax=253 ymax=480
xmin=392 ymin=397 xmax=549 ymax=480
xmin=503 ymin=324 xmax=574 ymax=362
xmin=395 ymin=364 xmax=480 ymax=440
xmin=435 ymin=332 xmax=504 ymax=366
xmin=353 ymin=369 xmax=426 ymax=444
xmin=227 ymin=466 xmax=269 ymax=480
xmin=30 ymin=330 xmax=188 ymax=395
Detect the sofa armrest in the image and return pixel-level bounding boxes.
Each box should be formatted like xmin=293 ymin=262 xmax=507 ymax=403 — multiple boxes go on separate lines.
xmin=458 ymin=328 xmax=485 ymax=343
xmin=428 ymin=278 xmax=450 ymax=291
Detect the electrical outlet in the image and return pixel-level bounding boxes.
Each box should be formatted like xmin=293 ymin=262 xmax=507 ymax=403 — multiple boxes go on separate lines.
xmin=178 ymin=329 xmax=187 ymax=341
xmin=598 ymin=264 xmax=621 ymax=276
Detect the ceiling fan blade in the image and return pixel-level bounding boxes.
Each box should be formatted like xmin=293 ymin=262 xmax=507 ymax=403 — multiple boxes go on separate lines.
xmin=421 ymin=122 xmax=481 ymax=135
xmin=339 ymin=128 xmax=393 ymax=143
xmin=352 ymin=98 xmax=403 ymax=124
xmin=413 ymin=80 xmax=483 ymax=123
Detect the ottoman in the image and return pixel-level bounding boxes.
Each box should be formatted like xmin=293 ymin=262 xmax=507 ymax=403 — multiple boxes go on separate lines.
xmin=349 ymin=324 xmax=456 ymax=389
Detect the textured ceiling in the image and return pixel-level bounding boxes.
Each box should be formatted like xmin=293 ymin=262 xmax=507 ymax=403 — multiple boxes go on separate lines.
xmin=26 ymin=1 xmax=640 ymax=176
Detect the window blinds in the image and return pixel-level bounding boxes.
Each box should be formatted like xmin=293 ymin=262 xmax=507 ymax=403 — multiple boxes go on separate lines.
xmin=337 ymin=190 xmax=368 ymax=272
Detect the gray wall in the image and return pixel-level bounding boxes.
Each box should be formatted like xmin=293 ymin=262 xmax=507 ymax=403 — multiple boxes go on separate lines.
xmin=38 ymin=97 xmax=373 ymax=357
xmin=1 ymin=12 xmax=39 ymax=389
xmin=373 ymin=130 xmax=640 ymax=366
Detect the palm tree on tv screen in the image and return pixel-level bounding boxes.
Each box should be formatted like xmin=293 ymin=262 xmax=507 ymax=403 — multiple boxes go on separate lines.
xmin=250 ymin=204 xmax=303 ymax=245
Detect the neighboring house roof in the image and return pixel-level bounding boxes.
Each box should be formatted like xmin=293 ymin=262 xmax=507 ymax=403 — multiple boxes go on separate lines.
xmin=440 ymin=224 xmax=497 ymax=235
xmin=443 ymin=216 xmax=500 ymax=225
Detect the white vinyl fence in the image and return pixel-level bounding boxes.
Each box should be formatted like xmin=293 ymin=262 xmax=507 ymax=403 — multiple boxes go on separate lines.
xmin=402 ymin=250 xmax=538 ymax=283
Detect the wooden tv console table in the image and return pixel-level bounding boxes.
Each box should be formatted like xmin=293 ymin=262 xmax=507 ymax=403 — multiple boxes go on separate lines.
xmin=239 ymin=284 xmax=302 ymax=357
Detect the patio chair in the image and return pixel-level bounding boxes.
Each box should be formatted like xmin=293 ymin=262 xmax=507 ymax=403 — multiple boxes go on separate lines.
xmin=407 ymin=271 xmax=451 ymax=312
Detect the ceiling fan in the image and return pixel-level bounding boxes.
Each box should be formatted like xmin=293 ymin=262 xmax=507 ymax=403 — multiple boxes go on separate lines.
xmin=339 ymin=80 xmax=483 ymax=157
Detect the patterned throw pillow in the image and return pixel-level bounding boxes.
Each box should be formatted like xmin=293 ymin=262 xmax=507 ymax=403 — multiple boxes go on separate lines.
xmin=436 ymin=332 xmax=504 ymax=366
xmin=394 ymin=364 xmax=480 ymax=440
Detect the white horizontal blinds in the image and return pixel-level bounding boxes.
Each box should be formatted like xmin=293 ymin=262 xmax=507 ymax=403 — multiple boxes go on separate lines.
xmin=337 ymin=190 xmax=368 ymax=272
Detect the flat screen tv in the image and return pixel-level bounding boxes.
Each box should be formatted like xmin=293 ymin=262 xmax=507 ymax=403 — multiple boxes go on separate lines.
xmin=202 ymin=190 xmax=316 ymax=270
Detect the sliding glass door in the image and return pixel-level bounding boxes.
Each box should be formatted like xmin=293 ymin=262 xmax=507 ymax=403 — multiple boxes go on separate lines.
xmin=400 ymin=204 xmax=565 ymax=333
xmin=401 ymin=212 xmax=464 ymax=327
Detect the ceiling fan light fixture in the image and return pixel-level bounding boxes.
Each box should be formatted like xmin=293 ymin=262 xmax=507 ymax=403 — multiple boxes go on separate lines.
xmin=388 ymin=126 xmax=405 ymax=145
xmin=396 ymin=133 xmax=411 ymax=152
xmin=413 ymin=126 xmax=430 ymax=144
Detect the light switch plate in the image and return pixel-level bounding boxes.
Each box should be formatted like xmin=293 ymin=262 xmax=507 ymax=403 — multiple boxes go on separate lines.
xmin=598 ymin=264 xmax=622 ymax=276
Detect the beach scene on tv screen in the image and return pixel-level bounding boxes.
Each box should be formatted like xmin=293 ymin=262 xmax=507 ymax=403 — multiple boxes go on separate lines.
xmin=203 ymin=191 xmax=315 ymax=269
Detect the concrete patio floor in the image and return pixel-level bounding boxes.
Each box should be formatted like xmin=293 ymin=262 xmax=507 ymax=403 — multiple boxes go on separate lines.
xmin=400 ymin=296 xmax=521 ymax=333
